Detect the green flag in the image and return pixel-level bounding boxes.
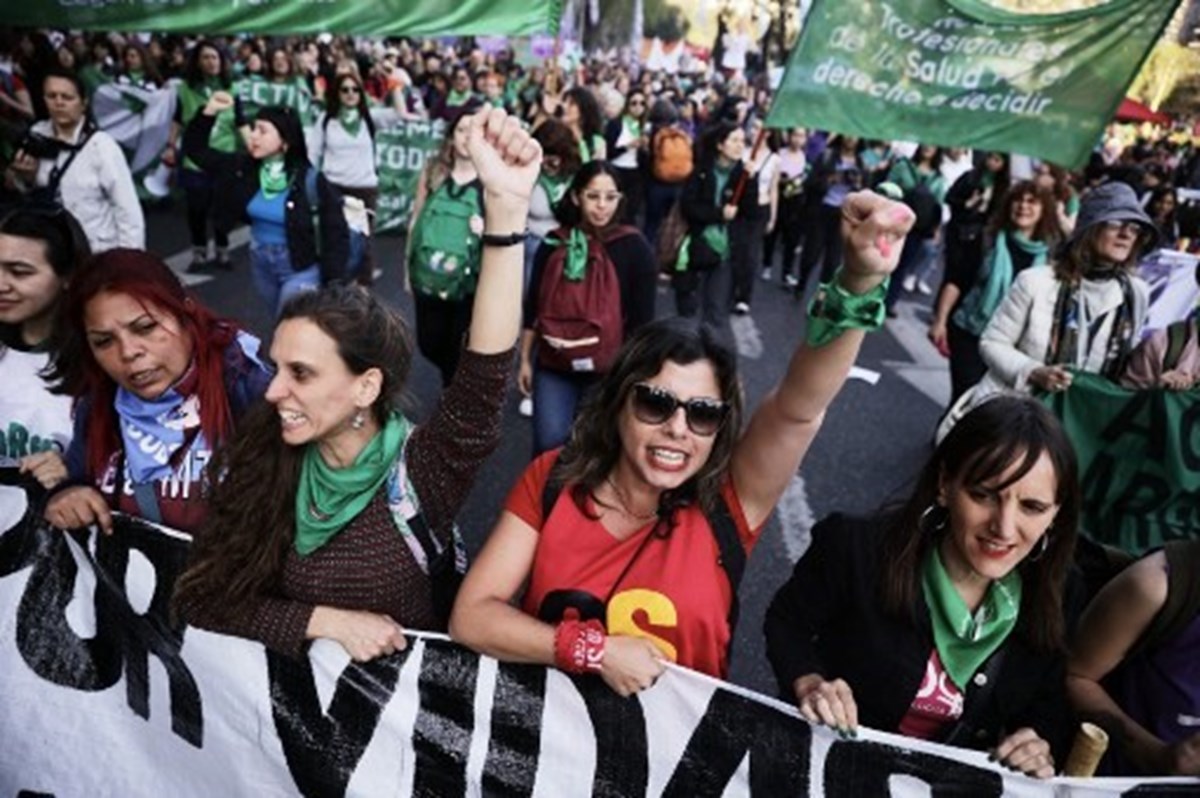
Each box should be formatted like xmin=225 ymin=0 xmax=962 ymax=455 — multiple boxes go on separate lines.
xmin=375 ymin=120 xmax=446 ymax=233
xmin=1043 ymin=372 xmax=1200 ymax=555
xmin=91 ymin=80 xmax=178 ymax=200
xmin=6 ymin=0 xmax=559 ymax=36
xmin=768 ymin=0 xmax=1180 ymax=168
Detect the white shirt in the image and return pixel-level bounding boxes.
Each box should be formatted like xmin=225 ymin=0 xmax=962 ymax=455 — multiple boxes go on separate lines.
xmin=311 ymin=113 xmax=379 ymax=189
xmin=0 ymin=345 xmax=73 ymax=469
xmin=31 ymin=119 xmax=145 ymax=253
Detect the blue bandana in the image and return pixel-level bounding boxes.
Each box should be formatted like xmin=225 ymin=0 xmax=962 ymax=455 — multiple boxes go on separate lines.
xmin=114 ymin=386 xmax=206 ymax=484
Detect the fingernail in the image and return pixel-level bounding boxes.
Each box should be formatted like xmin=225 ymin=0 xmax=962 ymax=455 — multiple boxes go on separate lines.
xmin=889 ymin=206 xmax=913 ymax=223
xmin=877 ymin=234 xmax=892 ymax=259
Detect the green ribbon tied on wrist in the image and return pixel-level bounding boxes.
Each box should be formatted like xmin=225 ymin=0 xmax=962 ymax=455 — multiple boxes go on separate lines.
xmin=805 ymin=269 xmax=889 ymax=347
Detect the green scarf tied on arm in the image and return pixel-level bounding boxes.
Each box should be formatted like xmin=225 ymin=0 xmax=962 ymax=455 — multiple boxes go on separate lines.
xmin=921 ymin=546 xmax=1022 ymax=690
xmin=258 ymin=154 xmax=289 ymax=200
xmin=547 ymin=227 xmax=591 ymax=281
xmin=294 ymin=413 xmax=413 ymax=555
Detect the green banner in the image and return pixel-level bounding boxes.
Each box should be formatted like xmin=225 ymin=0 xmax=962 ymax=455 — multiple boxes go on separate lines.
xmin=7 ymin=0 xmax=560 ymax=36
xmin=1044 ymin=372 xmax=1200 ymax=555
xmin=768 ymin=0 xmax=1180 ymax=168
xmin=374 ymin=119 xmax=446 ymax=233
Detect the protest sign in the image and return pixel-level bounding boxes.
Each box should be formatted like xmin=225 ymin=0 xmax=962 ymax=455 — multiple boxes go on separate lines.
xmin=1044 ymin=372 xmax=1200 ymax=554
xmin=5 ymin=0 xmax=558 ymax=37
xmin=767 ymin=0 xmax=1180 ymax=168
xmin=0 ymin=482 xmax=1195 ymax=796
xmin=375 ymin=119 xmax=446 ymax=233
xmin=1138 ymin=249 xmax=1200 ymax=338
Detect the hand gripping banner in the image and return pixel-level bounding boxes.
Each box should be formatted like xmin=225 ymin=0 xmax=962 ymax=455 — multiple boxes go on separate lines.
xmin=0 ymin=480 xmax=1195 ymax=796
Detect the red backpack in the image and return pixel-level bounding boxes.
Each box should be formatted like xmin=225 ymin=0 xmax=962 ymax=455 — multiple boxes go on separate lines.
xmin=535 ymin=225 xmax=639 ymax=374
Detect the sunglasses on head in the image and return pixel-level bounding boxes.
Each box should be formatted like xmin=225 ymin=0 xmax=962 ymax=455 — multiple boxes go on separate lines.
xmin=631 ymin=383 xmax=728 ymax=436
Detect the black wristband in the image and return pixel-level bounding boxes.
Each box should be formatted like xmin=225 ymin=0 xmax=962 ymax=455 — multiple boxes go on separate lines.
xmin=480 ymin=230 xmax=527 ymax=247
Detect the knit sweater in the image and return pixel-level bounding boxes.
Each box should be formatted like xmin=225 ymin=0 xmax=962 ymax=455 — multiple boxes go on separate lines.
xmin=185 ymin=347 xmax=513 ymax=656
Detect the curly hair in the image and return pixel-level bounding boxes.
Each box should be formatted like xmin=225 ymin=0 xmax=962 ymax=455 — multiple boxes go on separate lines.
xmin=986 ymin=180 xmax=1062 ymax=246
xmin=553 ymin=317 xmax=743 ymax=521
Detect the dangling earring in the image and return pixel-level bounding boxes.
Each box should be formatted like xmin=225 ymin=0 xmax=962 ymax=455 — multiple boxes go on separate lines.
xmin=1028 ymin=534 xmax=1051 ymax=562
xmin=918 ymin=503 xmax=948 ymax=535
xmin=351 ymin=409 xmax=366 ymax=430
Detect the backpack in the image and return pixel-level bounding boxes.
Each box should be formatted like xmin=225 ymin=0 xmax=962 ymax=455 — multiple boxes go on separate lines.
xmin=303 ymin=169 xmax=367 ymax=279
xmin=539 ymin=453 xmax=748 ymax=634
xmin=535 ymin=225 xmax=636 ymax=374
xmin=652 ymin=127 xmax=694 ymax=184
xmin=408 ymin=178 xmax=483 ymax=301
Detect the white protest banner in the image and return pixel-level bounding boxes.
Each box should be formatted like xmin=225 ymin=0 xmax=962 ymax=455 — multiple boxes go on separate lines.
xmin=0 ymin=481 xmax=1195 ymax=797
xmin=91 ymin=80 xmax=178 ymax=199
xmin=1137 ymin=249 xmax=1200 ymax=338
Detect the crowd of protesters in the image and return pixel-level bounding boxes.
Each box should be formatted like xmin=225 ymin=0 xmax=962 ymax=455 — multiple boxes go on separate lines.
xmin=1 ymin=25 xmax=1199 ymax=782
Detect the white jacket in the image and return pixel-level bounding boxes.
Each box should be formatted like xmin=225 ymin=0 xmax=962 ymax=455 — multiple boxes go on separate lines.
xmin=979 ymin=264 xmax=1148 ymax=391
xmin=31 ymin=119 xmax=144 ymax=253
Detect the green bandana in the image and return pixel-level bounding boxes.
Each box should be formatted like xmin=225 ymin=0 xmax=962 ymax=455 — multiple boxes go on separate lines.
xmin=922 ymin=546 xmax=1022 ymax=690
xmin=538 ymin=172 xmax=571 ymax=206
xmin=259 ymin=155 xmax=289 ymax=200
xmin=447 ymin=88 xmax=474 ymax=107
xmin=622 ymin=115 xmax=643 ymax=141
xmin=294 ymin=412 xmax=413 ymax=556
xmin=579 ymin=134 xmax=604 ymax=164
xmin=339 ymin=107 xmax=363 ymax=138
xmin=547 ymin=227 xmax=591 ymax=281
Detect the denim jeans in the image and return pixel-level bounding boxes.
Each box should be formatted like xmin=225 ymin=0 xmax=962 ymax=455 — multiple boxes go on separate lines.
xmin=250 ymin=242 xmax=320 ymax=317
xmin=532 ymin=366 xmax=596 ymax=457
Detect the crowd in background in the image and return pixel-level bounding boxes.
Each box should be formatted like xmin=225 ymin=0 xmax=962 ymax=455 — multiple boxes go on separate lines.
xmin=1 ymin=24 xmax=1200 ymax=783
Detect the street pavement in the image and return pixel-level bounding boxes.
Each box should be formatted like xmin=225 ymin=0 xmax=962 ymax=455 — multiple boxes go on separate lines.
xmin=143 ymin=201 xmax=948 ymax=698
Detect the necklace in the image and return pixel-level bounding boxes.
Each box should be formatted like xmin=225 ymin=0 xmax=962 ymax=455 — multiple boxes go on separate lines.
xmin=602 ymin=475 xmax=659 ymax=522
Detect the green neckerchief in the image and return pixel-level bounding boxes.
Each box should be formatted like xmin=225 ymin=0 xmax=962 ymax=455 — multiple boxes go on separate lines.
xmin=701 ymin=164 xmax=733 ymax=260
xmin=921 ymin=545 xmax=1022 ymax=690
xmin=258 ymin=154 xmax=289 ymax=200
xmin=547 ymin=227 xmax=591 ymax=281
xmin=953 ymin=230 xmax=1049 ymax=336
xmin=339 ymin=107 xmax=363 ymax=138
xmin=622 ymin=115 xmax=643 ymax=142
xmin=126 ymin=69 xmax=146 ymax=86
xmin=446 ymin=88 xmax=474 ymax=107
xmin=579 ymin=133 xmax=604 ymax=164
xmin=538 ymin=172 xmax=571 ymax=206
xmin=294 ymin=412 xmax=413 ymax=556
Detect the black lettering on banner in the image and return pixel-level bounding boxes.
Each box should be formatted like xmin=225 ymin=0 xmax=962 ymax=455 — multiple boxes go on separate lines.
xmin=481 ymin=663 xmax=546 ymax=797
xmin=1180 ymin=400 xmax=1200 ymax=472
xmin=1101 ymin=391 xmax=1165 ymax=461
xmin=1113 ymin=474 xmax=1173 ymax=552
xmin=412 ymin=639 xmax=480 ymax=797
xmin=822 ymin=739 xmax=1003 ymax=796
xmin=1081 ymin=453 xmax=1118 ymax=542
xmin=574 ymin=674 xmax=650 ymax=797
xmin=94 ymin=518 xmax=201 ymax=746
xmin=1121 ymin=785 xmax=1200 ymax=796
xmin=662 ymin=688 xmax=811 ymax=795
xmin=268 ymin=647 xmax=408 ymax=798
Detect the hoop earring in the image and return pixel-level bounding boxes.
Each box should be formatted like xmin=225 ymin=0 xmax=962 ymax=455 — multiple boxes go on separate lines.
xmin=1028 ymin=534 xmax=1051 ymax=562
xmin=918 ymin=503 xmax=948 ymax=536
xmin=351 ymin=409 xmax=366 ymax=430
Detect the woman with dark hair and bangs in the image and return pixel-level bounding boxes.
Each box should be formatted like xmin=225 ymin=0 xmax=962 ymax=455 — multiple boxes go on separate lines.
xmin=766 ymin=395 xmax=1082 ymax=778
xmin=561 ymin=86 xmax=606 ymax=164
xmin=43 ymin=248 xmax=271 ymax=535
xmin=0 ymin=204 xmax=90 ymax=489
xmin=452 ymin=190 xmax=916 ymax=693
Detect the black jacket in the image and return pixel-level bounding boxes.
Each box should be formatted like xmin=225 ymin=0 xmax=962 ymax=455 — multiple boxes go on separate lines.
xmin=764 ymin=513 xmax=1078 ymax=761
xmin=679 ymin=160 xmax=757 ymax=268
xmin=183 ymin=113 xmax=349 ymax=284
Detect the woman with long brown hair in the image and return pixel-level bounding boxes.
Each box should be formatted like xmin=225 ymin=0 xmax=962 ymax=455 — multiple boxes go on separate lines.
xmin=174 ymin=108 xmax=541 ymax=661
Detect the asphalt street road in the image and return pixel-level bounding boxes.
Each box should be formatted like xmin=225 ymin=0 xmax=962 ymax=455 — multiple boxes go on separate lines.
xmin=144 ymin=201 xmax=948 ymax=699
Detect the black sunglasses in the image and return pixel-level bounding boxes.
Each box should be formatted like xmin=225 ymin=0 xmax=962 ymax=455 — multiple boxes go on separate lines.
xmin=631 ymin=383 xmax=728 ymax=437
xmin=339 ymin=85 xmax=361 ymax=94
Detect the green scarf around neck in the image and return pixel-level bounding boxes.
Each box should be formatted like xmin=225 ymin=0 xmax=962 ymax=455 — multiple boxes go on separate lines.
xmin=259 ymin=154 xmax=289 ymax=200
xmin=447 ymin=88 xmax=474 ymax=107
xmin=294 ymin=412 xmax=413 ymax=556
xmin=547 ymin=227 xmax=591 ymax=281
xmin=538 ymin=172 xmax=571 ymax=206
xmin=622 ymin=115 xmax=643 ymax=141
xmin=952 ymin=230 xmax=1049 ymax=336
xmin=699 ymin=164 xmax=733 ymax=260
xmin=338 ymin=107 xmax=363 ymax=137
xmin=922 ymin=545 xmax=1022 ymax=690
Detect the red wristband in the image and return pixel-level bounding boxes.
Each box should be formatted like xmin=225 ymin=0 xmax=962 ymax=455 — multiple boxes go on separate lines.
xmin=554 ymin=619 xmax=606 ymax=674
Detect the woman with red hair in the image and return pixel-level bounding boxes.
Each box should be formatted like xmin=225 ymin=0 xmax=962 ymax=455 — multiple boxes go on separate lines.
xmin=43 ymin=248 xmax=271 ymax=534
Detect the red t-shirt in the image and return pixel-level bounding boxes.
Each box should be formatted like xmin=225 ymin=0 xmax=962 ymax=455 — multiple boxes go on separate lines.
xmin=506 ymin=450 xmax=761 ymax=679
xmin=898 ymin=649 xmax=965 ymax=740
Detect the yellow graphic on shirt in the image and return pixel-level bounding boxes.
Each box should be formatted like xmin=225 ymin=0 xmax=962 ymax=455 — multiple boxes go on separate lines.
xmin=607 ymin=588 xmax=679 ymax=662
